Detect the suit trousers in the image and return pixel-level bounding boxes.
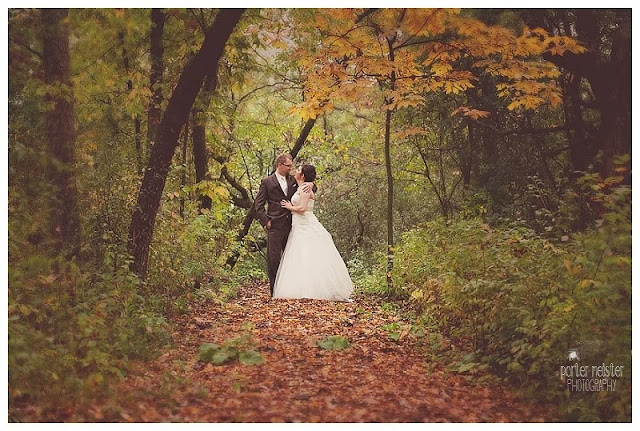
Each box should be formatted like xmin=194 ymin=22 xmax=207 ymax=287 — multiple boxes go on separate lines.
xmin=267 ymin=218 xmax=291 ymax=296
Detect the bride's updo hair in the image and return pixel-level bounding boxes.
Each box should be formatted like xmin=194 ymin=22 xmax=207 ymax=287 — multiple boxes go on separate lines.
xmin=301 ymin=164 xmax=316 ymax=182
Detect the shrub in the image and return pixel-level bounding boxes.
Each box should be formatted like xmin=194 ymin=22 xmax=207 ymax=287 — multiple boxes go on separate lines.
xmin=8 ymin=247 xmax=170 ymax=416
xmin=394 ymin=174 xmax=630 ymax=421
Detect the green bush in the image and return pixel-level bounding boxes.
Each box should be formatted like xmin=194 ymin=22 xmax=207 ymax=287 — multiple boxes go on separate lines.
xmin=145 ymin=204 xmax=249 ymax=310
xmin=8 ymin=247 xmax=170 ymax=413
xmin=347 ymin=250 xmax=387 ymax=294
xmin=147 ymin=208 xmax=232 ymax=291
xmin=394 ymin=174 xmax=630 ymax=421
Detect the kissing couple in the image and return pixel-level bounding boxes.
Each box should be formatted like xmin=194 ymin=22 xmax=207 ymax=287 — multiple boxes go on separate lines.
xmin=254 ymin=153 xmax=354 ymax=301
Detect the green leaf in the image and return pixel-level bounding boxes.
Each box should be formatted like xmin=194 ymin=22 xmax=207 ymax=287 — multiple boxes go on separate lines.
xmin=211 ymin=349 xmax=234 ymax=365
xmin=317 ymin=335 xmax=350 ymax=351
xmin=456 ymin=362 xmax=477 ymax=373
xmin=388 ymin=332 xmax=401 ymax=341
xmin=197 ymin=343 xmax=219 ymax=362
xmin=239 ymin=350 xmax=264 ymax=365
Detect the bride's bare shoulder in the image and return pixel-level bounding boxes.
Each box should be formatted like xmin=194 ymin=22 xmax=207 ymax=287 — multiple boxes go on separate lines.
xmin=300 ymin=182 xmax=313 ymax=194
xmin=303 ymin=182 xmax=316 ymax=199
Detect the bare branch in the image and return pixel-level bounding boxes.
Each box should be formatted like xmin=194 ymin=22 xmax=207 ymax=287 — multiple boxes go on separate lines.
xmin=16 ymin=41 xmax=42 ymax=59
xmin=355 ymin=8 xmax=378 ymax=24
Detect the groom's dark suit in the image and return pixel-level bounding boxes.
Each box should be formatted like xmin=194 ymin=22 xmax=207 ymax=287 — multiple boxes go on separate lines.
xmin=255 ymin=173 xmax=298 ymax=295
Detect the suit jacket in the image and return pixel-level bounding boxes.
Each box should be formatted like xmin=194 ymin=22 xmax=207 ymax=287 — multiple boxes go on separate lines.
xmin=254 ymin=173 xmax=298 ymax=228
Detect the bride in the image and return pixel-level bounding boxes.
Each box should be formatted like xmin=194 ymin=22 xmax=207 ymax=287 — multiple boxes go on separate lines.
xmin=273 ymin=164 xmax=354 ymax=301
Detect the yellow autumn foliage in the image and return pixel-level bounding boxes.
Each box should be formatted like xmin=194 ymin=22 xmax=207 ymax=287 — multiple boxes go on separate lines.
xmin=292 ymin=9 xmax=585 ymax=120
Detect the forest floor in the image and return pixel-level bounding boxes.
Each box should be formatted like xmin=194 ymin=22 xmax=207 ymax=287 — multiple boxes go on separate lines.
xmin=22 ymin=282 xmax=557 ymax=422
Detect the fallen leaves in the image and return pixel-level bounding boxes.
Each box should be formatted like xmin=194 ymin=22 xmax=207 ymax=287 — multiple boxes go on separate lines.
xmin=15 ymin=283 xmax=557 ymax=422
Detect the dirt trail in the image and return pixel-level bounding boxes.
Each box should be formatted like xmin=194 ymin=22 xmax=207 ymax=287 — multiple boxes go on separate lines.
xmin=102 ymin=283 xmax=553 ymax=422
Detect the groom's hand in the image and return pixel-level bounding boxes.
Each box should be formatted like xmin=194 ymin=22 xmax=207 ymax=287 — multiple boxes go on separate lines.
xmin=301 ymin=182 xmax=315 ymax=193
xmin=266 ymin=220 xmax=272 ymax=230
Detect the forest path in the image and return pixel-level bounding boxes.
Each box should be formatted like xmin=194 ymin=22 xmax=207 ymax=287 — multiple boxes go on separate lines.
xmin=108 ymin=283 xmax=553 ymax=422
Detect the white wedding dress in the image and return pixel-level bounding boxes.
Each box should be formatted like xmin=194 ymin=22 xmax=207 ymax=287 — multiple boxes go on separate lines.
xmin=273 ymin=191 xmax=354 ymax=301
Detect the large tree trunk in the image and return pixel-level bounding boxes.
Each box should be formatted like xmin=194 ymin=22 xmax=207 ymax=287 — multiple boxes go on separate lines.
xmin=147 ymin=8 xmax=165 ymax=151
xmin=42 ymin=8 xmax=81 ymax=258
xmin=128 ymin=9 xmax=244 ymax=277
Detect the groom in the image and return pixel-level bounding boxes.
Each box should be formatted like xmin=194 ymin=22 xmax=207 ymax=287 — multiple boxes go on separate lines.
xmin=255 ymin=153 xmax=310 ymax=296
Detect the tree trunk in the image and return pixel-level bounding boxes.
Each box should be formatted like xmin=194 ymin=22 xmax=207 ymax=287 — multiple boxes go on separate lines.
xmin=42 ymin=8 xmax=81 ymax=258
xmin=147 ymin=8 xmax=165 ymax=152
xmin=180 ymin=122 xmax=189 ymax=219
xmin=192 ymin=74 xmax=217 ymax=212
xmin=384 ymin=107 xmax=394 ymax=291
xmin=128 ymin=9 xmax=244 ymax=277
xmin=437 ymin=147 xmax=450 ymax=219
xmin=562 ymin=73 xmax=594 ymax=174
xmin=417 ymin=144 xmax=446 ymax=218
xmin=589 ymin=32 xmax=631 ymax=180
xmin=461 ymin=121 xmax=474 ymax=187
xmin=384 ymin=38 xmax=396 ymax=292
xmin=119 ymin=29 xmax=143 ymax=175
xmin=290 ymin=118 xmax=316 ymax=157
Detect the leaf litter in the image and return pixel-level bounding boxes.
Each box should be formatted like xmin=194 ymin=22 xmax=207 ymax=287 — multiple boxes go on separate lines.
xmin=60 ymin=283 xmax=558 ymax=422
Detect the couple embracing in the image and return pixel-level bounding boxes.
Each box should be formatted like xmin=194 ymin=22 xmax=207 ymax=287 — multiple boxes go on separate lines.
xmin=254 ymin=153 xmax=353 ymax=301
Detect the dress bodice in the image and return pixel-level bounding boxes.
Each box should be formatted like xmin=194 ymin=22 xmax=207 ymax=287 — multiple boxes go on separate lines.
xmin=291 ymin=191 xmax=314 ymax=211
xmin=291 ymin=191 xmax=316 ymax=227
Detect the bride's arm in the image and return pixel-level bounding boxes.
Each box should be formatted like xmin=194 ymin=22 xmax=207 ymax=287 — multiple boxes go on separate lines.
xmin=281 ymin=185 xmax=313 ymax=213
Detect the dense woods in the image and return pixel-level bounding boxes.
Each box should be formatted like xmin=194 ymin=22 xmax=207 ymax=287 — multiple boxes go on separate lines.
xmin=8 ymin=8 xmax=631 ymax=422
